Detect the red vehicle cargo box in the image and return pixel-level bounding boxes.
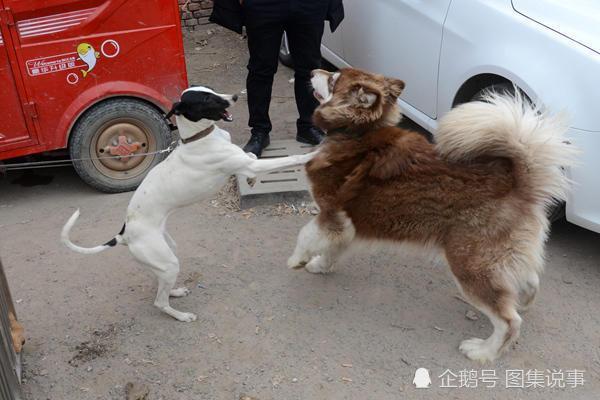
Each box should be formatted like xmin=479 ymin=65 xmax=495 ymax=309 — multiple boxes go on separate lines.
xmin=0 ymin=0 xmax=188 ymax=192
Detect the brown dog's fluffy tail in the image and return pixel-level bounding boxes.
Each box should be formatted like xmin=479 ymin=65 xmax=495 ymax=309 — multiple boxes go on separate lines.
xmin=435 ymin=90 xmax=578 ymax=208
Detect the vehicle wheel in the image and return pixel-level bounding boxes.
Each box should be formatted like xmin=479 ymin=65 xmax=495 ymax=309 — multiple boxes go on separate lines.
xmin=547 ymin=202 xmax=566 ymax=222
xmin=279 ymin=33 xmax=294 ymax=68
xmin=472 ymin=82 xmax=516 ymax=102
xmin=69 ymin=98 xmax=172 ymax=193
xmin=471 ymin=84 xmax=564 ymax=221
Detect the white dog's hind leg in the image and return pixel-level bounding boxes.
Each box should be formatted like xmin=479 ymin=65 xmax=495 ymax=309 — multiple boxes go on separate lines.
xmin=128 ymin=234 xmax=196 ymax=322
xmin=169 ymin=287 xmax=191 ymax=297
xmin=164 ymin=231 xmax=177 ymax=251
xmin=154 ymin=267 xmax=195 ymax=321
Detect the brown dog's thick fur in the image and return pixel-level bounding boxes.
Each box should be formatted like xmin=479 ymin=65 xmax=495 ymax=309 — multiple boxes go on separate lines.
xmin=289 ymin=68 xmax=576 ymax=361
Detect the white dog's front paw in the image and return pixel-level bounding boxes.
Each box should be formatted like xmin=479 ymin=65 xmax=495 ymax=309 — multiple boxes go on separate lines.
xmin=459 ymin=338 xmax=498 ymax=363
xmin=176 ymin=312 xmax=197 ymax=322
xmin=305 ymin=255 xmax=332 ymax=274
xmin=170 ymin=287 xmax=191 ymax=297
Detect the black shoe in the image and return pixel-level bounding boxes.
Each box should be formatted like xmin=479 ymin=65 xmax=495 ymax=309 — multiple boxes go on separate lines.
xmin=243 ymin=132 xmax=270 ymax=158
xmin=296 ymin=127 xmax=324 ymax=145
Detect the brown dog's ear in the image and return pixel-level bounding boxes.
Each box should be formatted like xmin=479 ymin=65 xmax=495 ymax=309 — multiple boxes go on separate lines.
xmin=352 ymin=84 xmax=380 ymax=108
xmin=385 ymin=78 xmax=405 ymax=101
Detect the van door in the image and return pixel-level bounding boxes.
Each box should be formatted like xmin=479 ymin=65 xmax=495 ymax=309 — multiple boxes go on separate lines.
xmin=341 ymin=0 xmax=452 ymax=119
xmin=0 ymin=28 xmax=32 ymax=150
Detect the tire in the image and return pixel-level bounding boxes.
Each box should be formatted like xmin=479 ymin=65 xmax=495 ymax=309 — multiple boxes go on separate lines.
xmin=69 ymin=98 xmax=172 ymax=193
xmin=472 ymin=82 xmax=516 ymax=103
xmin=279 ymin=33 xmax=294 ymax=68
xmin=471 ymin=84 xmax=564 ymax=221
xmin=547 ymin=202 xmax=566 ymax=222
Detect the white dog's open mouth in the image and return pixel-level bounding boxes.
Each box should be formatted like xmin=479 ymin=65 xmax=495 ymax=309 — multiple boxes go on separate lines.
xmin=222 ymin=110 xmax=233 ymax=122
xmin=311 ymin=70 xmax=339 ymax=104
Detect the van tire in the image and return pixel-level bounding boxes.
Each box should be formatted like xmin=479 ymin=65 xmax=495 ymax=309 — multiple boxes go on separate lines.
xmin=69 ymin=98 xmax=171 ymax=193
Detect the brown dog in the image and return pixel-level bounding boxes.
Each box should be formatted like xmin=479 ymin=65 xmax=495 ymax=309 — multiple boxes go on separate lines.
xmin=288 ymin=68 xmax=576 ymax=362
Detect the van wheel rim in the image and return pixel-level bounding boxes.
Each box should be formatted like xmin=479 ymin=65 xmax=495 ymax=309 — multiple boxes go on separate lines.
xmin=91 ymin=119 xmax=156 ymax=179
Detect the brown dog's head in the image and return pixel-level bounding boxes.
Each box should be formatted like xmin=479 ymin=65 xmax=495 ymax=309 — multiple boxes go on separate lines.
xmin=311 ymin=68 xmax=405 ymax=133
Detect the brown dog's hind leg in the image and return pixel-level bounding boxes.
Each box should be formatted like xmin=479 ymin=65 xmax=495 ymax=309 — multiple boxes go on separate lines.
xmin=450 ymin=262 xmax=522 ymax=362
xmin=518 ymin=282 xmax=539 ymax=312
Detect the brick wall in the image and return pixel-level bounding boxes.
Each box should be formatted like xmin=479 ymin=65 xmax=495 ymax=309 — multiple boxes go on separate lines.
xmin=179 ymin=0 xmax=214 ymax=31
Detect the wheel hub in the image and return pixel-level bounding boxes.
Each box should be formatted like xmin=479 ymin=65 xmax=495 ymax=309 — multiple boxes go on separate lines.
xmin=106 ymin=135 xmax=142 ymax=159
xmin=94 ymin=123 xmax=150 ymax=173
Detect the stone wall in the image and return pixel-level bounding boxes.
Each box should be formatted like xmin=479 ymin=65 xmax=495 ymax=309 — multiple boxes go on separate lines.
xmin=179 ymin=0 xmax=214 ymax=31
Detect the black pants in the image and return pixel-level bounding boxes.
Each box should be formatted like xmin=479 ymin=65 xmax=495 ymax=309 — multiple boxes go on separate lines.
xmin=245 ymin=15 xmax=324 ymax=135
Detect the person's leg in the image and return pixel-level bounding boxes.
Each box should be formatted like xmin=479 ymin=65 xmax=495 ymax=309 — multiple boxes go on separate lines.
xmin=284 ymin=19 xmax=325 ymax=144
xmin=244 ymin=18 xmax=285 ymax=156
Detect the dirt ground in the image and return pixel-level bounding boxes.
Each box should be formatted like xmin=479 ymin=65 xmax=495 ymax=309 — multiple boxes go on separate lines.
xmin=1 ymin=27 xmax=599 ymax=400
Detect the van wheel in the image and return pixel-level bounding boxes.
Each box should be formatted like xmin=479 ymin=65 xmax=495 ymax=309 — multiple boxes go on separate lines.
xmin=69 ymin=98 xmax=172 ymax=193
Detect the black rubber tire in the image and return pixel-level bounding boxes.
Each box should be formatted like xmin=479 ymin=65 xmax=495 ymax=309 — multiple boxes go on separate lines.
xmin=472 ymin=82 xmax=516 ymax=102
xmin=69 ymin=98 xmax=171 ymax=193
xmin=471 ymin=84 xmax=564 ymax=221
xmin=279 ymin=33 xmax=294 ymax=68
xmin=547 ymin=201 xmax=566 ymax=222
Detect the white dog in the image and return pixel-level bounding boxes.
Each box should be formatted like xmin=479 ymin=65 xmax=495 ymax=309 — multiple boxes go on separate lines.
xmin=62 ymin=86 xmax=315 ymax=322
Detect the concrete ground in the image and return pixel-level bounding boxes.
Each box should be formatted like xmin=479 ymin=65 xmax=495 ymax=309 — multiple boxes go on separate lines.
xmin=1 ymin=27 xmax=599 ymax=400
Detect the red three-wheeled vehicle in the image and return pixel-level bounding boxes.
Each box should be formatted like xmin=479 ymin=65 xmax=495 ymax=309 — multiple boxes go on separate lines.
xmin=0 ymin=0 xmax=188 ymax=192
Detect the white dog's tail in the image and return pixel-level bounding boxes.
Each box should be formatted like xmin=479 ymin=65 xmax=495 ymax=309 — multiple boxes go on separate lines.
xmin=61 ymin=209 xmax=126 ymax=255
xmin=436 ymin=90 xmax=578 ymax=207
